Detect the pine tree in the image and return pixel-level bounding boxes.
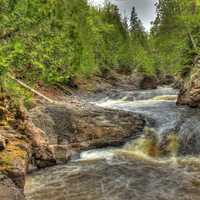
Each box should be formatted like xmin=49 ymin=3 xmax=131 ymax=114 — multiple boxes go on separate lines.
xmin=130 ymin=7 xmax=139 ymax=32
xmin=149 ymin=0 xmax=200 ymax=73
xmin=130 ymin=7 xmax=147 ymax=48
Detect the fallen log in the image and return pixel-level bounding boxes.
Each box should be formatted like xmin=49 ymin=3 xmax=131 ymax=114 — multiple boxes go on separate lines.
xmin=7 ymin=75 xmax=55 ymax=104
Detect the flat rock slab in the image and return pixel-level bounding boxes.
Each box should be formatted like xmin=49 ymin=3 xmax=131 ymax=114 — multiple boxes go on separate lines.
xmin=29 ymin=104 xmax=145 ymax=150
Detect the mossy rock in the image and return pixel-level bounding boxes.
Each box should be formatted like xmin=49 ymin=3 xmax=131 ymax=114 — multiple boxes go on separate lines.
xmin=0 ymin=138 xmax=29 ymax=172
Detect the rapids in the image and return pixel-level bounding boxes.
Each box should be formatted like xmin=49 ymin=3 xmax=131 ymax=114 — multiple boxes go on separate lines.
xmin=25 ymin=87 xmax=200 ymax=200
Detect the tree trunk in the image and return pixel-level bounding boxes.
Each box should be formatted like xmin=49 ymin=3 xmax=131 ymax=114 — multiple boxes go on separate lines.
xmin=8 ymin=75 xmax=55 ymax=103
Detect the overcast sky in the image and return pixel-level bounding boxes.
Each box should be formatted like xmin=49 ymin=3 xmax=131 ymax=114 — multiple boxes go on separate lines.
xmin=89 ymin=0 xmax=158 ymax=31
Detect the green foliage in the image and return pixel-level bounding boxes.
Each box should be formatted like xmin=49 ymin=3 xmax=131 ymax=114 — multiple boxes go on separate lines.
xmin=4 ymin=78 xmax=32 ymax=106
xmin=1 ymin=0 xmax=143 ymax=88
xmin=150 ymin=0 xmax=200 ymax=74
xmin=129 ymin=6 xmax=156 ymax=75
xmin=3 ymin=0 xmax=197 ymax=92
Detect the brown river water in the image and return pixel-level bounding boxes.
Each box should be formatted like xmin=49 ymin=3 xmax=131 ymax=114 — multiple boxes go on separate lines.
xmin=25 ymin=87 xmax=200 ymax=200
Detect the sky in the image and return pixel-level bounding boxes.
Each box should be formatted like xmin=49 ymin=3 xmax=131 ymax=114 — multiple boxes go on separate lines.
xmin=89 ymin=0 xmax=158 ymax=31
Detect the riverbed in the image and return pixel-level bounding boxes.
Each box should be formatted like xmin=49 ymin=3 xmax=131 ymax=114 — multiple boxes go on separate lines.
xmin=25 ymin=87 xmax=200 ymax=200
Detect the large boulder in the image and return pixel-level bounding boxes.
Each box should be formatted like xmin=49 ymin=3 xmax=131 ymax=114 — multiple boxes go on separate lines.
xmin=178 ymin=113 xmax=200 ymax=155
xmin=159 ymin=74 xmax=175 ymax=85
xmin=29 ymin=103 xmax=145 ymax=161
xmin=24 ymin=119 xmax=56 ymax=169
xmin=139 ymin=75 xmax=158 ymax=90
xmin=0 ymin=173 xmax=25 ymax=200
xmin=0 ymin=97 xmax=57 ymax=197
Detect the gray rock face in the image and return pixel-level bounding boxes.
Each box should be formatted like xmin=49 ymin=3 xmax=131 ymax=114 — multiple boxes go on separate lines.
xmin=25 ymin=155 xmax=200 ymax=200
xmin=29 ymin=104 xmax=145 ymax=154
xmin=178 ymin=114 xmax=200 ymax=155
xmin=0 ymin=173 xmax=26 ymax=200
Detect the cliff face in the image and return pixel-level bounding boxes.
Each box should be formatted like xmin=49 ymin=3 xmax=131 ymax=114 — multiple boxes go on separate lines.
xmin=177 ymin=67 xmax=200 ymax=107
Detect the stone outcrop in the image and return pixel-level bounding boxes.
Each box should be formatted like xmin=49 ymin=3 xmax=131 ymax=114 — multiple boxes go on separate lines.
xmin=29 ymin=103 xmax=145 ymax=162
xmin=81 ymin=72 xmax=159 ymax=96
xmin=139 ymin=75 xmax=158 ymax=90
xmin=0 ymin=93 xmax=145 ymax=198
xmin=177 ymin=66 xmax=200 ymax=107
xmin=175 ymin=65 xmax=200 ymax=154
xmin=84 ymin=71 xmax=146 ymax=92
xmin=159 ymin=74 xmax=175 ymax=85
xmin=0 ymin=128 xmax=30 ymax=189
xmin=0 ymin=94 xmax=56 ymax=198
xmin=23 ymin=118 xmax=56 ymax=169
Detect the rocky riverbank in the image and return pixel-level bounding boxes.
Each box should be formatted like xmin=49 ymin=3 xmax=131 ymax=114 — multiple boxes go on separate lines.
xmin=0 ymin=71 xmax=177 ymax=199
xmin=177 ymin=68 xmax=200 ymax=107
xmin=24 ymin=84 xmax=200 ymax=200
xmin=73 ymin=71 xmax=159 ymax=93
xmin=0 ymin=89 xmax=145 ymax=199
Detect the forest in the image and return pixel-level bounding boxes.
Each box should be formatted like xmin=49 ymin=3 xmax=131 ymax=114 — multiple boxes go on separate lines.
xmin=2 ymin=1 xmax=200 ymax=200
xmin=0 ymin=0 xmax=199 ymax=96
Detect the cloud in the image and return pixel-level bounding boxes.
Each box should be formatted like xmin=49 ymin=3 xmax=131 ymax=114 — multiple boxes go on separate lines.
xmin=89 ymin=0 xmax=158 ymax=31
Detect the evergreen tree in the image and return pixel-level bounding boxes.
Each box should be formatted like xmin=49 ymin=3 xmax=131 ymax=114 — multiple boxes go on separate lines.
xmin=150 ymin=0 xmax=200 ymax=74
xmin=130 ymin=7 xmax=139 ymax=31
xmin=130 ymin=7 xmax=147 ymax=47
xmin=0 ymin=0 xmax=140 ymax=89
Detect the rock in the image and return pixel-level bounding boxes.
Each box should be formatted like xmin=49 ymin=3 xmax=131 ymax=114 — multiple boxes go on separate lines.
xmin=24 ymin=120 xmax=56 ymax=169
xmin=163 ymin=75 xmax=175 ymax=85
xmin=0 ymin=128 xmax=30 ymax=189
xmin=25 ymin=155 xmax=200 ymax=200
xmin=177 ymin=88 xmax=191 ymax=106
xmin=0 ymin=135 xmax=6 ymax=150
xmin=159 ymin=74 xmax=175 ymax=85
xmin=193 ymin=55 xmax=200 ymax=68
xmin=51 ymin=145 xmax=72 ymax=164
xmin=0 ymin=173 xmax=26 ymax=200
xmin=139 ymin=75 xmax=158 ymax=90
xmin=177 ymin=68 xmax=200 ymax=107
xmin=29 ymin=103 xmax=145 ymax=153
xmin=32 ymin=145 xmax=56 ymax=169
xmin=172 ymin=79 xmax=183 ymax=89
xmin=178 ymin=114 xmax=200 ymax=155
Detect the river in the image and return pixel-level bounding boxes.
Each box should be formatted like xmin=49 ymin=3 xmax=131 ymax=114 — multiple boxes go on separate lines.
xmin=25 ymin=87 xmax=200 ymax=200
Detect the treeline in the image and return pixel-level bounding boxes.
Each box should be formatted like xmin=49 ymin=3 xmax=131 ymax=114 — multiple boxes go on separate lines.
xmin=150 ymin=0 xmax=200 ymax=75
xmin=1 ymin=0 xmax=198 ymax=91
xmin=0 ymin=0 xmax=152 ymax=88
